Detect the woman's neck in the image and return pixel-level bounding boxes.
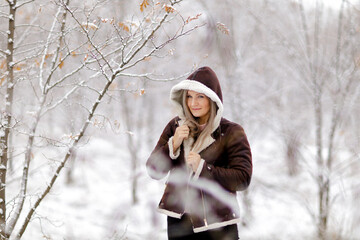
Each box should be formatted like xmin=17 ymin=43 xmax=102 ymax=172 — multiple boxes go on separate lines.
xmin=198 ymin=122 xmax=207 ymax=131
xmin=198 ymin=114 xmax=210 ymax=125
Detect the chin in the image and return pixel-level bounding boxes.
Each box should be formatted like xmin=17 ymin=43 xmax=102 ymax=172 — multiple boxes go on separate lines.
xmin=191 ymin=113 xmax=203 ymax=118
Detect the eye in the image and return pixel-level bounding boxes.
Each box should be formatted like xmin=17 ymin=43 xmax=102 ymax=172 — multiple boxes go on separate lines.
xmin=186 ymin=95 xmax=192 ymax=98
xmin=198 ymin=95 xmax=205 ymax=99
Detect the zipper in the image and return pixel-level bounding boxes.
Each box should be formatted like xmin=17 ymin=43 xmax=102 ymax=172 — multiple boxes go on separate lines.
xmin=200 ymin=190 xmax=208 ymax=227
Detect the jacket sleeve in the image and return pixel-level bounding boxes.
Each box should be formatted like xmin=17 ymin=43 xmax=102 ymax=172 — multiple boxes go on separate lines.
xmin=198 ymin=124 xmax=252 ymax=192
xmin=146 ymin=117 xmax=179 ymax=180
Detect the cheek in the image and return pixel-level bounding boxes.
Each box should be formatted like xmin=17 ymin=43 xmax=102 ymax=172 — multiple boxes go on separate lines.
xmin=202 ymin=99 xmax=210 ymax=110
xmin=187 ymin=99 xmax=191 ymax=107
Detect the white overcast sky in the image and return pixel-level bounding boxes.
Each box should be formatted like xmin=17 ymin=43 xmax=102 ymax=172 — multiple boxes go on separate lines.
xmin=305 ymin=0 xmax=359 ymax=9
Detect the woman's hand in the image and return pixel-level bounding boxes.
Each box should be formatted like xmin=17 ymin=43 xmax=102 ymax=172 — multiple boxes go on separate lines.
xmin=187 ymin=151 xmax=201 ymax=172
xmin=172 ymin=124 xmax=190 ymax=152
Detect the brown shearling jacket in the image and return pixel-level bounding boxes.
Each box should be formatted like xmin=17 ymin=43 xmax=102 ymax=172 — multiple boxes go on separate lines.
xmin=146 ymin=116 xmax=252 ymax=233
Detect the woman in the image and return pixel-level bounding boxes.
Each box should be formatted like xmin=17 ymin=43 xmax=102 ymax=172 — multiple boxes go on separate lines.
xmin=146 ymin=66 xmax=252 ymax=240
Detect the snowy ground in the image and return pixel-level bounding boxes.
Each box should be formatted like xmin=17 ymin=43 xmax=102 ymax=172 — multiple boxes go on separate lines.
xmin=13 ymin=133 xmax=359 ymax=240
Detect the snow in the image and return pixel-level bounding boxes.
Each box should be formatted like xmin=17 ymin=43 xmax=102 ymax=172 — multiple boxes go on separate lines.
xmin=0 ymin=126 xmax=332 ymax=238
xmin=2 ymin=121 xmax=358 ymax=240
xmin=0 ymin=0 xmax=358 ymax=239
xmin=82 ymin=22 xmax=99 ymax=30
xmin=16 ymin=137 xmax=158 ymax=239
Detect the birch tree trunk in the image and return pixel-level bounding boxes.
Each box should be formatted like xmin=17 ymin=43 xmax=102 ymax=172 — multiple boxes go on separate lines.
xmin=120 ymin=91 xmax=140 ymax=204
xmin=0 ymin=1 xmax=16 ymax=238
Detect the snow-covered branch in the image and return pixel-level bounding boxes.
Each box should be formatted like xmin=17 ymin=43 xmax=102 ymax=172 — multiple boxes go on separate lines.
xmin=14 ymin=0 xmax=35 ymax=9
xmin=42 ymin=80 xmax=85 ymax=116
xmin=38 ymin=6 xmax=63 ymax=92
xmin=117 ymin=70 xmax=192 ymax=82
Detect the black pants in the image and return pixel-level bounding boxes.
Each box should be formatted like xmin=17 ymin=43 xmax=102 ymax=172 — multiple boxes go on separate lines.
xmin=167 ymin=215 xmax=239 ymax=240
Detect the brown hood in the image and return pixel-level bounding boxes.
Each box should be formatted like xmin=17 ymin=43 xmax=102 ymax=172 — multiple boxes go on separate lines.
xmin=170 ymin=66 xmax=224 ymax=133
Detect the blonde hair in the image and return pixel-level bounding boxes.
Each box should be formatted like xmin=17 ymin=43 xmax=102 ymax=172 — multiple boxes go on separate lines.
xmin=181 ymin=90 xmax=217 ymax=152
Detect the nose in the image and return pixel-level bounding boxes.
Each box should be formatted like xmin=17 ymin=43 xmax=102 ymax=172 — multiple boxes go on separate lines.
xmin=190 ymin=98 xmax=198 ymax=107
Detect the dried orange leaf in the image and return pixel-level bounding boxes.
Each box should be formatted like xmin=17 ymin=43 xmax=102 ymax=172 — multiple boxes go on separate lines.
xmin=185 ymin=13 xmax=202 ymax=24
xmin=216 ymin=22 xmax=230 ymax=35
xmin=164 ymin=5 xmax=175 ymax=13
xmin=59 ymin=60 xmax=64 ymax=69
xmin=119 ymin=22 xmax=130 ymax=32
xmin=0 ymin=59 xmax=6 ymax=70
xmin=140 ymin=0 xmax=149 ymax=12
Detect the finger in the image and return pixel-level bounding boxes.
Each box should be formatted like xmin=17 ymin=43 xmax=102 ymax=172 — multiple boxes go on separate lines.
xmin=181 ymin=125 xmax=189 ymax=132
xmin=180 ymin=133 xmax=188 ymax=138
xmin=186 ymin=158 xmax=192 ymax=164
xmin=181 ymin=131 xmax=188 ymax=136
xmin=181 ymin=124 xmax=189 ymax=129
xmin=182 ymin=127 xmax=189 ymax=132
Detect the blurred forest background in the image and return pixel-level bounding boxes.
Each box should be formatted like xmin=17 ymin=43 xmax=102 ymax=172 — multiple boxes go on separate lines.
xmin=1 ymin=0 xmax=360 ymax=239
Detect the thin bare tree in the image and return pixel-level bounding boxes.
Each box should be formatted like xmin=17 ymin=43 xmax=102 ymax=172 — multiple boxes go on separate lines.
xmin=0 ymin=0 xmax=202 ymax=239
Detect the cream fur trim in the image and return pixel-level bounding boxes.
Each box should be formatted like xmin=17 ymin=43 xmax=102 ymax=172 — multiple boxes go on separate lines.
xmin=157 ymin=208 xmax=183 ymax=219
xmin=176 ymin=118 xmax=215 ymax=181
xmin=193 ymin=159 xmax=205 ymax=180
xmin=183 ymin=137 xmax=194 ymax=162
xmin=168 ymin=136 xmax=180 ymax=159
xmin=193 ymin=218 xmax=241 ymax=233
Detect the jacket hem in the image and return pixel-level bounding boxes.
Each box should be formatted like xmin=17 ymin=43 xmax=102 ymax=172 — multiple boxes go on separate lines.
xmin=193 ymin=218 xmax=241 ymax=233
xmin=157 ymin=208 xmax=183 ymax=219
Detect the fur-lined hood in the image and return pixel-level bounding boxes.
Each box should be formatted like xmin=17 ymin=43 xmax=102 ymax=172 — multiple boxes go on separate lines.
xmin=169 ymin=66 xmax=224 ymax=134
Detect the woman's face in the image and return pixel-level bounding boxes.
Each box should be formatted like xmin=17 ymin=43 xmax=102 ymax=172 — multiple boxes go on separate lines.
xmin=186 ymin=90 xmax=210 ymax=124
